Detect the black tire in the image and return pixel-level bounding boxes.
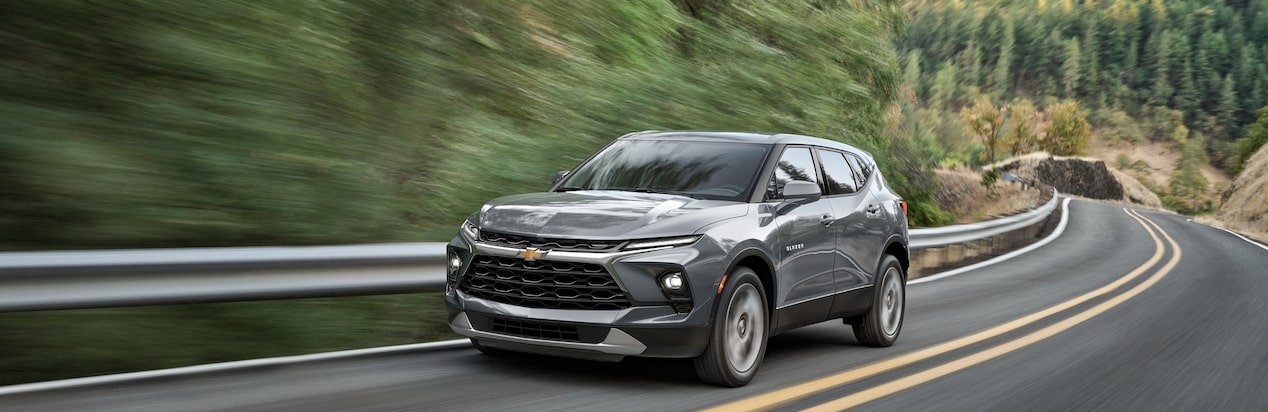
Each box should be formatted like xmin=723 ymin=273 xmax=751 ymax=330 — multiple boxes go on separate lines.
xmin=693 ymin=267 xmax=768 ymax=387
xmin=853 ymin=255 xmax=906 ymax=347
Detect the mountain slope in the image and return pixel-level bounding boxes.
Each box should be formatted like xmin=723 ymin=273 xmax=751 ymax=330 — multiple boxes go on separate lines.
xmin=1216 ymin=145 xmax=1268 ymax=241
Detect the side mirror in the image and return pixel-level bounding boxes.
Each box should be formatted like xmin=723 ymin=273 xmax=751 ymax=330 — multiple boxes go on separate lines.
xmin=552 ymin=171 xmax=570 ymax=186
xmin=782 ymin=180 xmax=821 ymax=202
xmin=774 ymin=180 xmax=821 ymax=215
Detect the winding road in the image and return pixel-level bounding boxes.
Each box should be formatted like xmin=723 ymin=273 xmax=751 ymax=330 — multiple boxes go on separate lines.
xmin=3 ymin=199 xmax=1267 ymax=411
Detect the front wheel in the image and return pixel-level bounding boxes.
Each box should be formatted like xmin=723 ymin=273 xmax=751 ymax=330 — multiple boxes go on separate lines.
xmin=853 ymin=255 xmax=905 ymax=347
xmin=694 ymin=267 xmax=768 ymax=387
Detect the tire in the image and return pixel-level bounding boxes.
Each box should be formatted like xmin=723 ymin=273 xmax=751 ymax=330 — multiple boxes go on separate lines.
xmin=853 ymin=255 xmax=905 ymax=347
xmin=693 ymin=267 xmax=768 ymax=387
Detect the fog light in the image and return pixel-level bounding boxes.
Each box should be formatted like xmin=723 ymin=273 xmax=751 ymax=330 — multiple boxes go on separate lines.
xmin=446 ymin=251 xmax=461 ymax=286
xmin=661 ymin=272 xmax=683 ymax=291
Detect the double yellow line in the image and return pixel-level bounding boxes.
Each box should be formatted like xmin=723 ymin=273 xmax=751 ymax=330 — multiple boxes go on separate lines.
xmin=703 ymin=208 xmax=1181 ymax=412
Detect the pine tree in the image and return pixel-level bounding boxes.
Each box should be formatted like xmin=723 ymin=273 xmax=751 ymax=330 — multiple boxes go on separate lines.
xmin=1062 ymin=37 xmax=1081 ymax=98
xmin=1081 ymin=13 xmax=1100 ymax=98
xmin=1148 ymin=31 xmax=1172 ymax=107
xmin=1235 ymin=47 xmax=1258 ymax=124
xmin=962 ymin=39 xmax=982 ymax=88
xmin=1170 ymin=132 xmax=1209 ymax=211
xmin=904 ymin=49 xmax=922 ymax=93
xmin=1217 ymin=75 xmax=1238 ymax=140
xmin=1045 ymin=29 xmax=1067 ymax=96
xmin=1175 ymin=58 xmax=1199 ymax=121
xmin=993 ymin=18 xmax=1015 ymax=93
xmin=929 ymin=64 xmax=959 ymax=109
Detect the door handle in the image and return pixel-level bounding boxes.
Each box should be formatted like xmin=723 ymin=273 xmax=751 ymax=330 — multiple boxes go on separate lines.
xmin=865 ymin=204 xmax=881 ymax=214
xmin=820 ymin=214 xmax=834 ymax=227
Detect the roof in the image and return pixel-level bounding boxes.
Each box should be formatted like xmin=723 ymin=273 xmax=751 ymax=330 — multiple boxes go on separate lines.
xmin=620 ymin=130 xmax=872 ymax=159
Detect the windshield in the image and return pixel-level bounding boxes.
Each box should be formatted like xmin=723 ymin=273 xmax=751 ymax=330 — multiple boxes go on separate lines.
xmin=558 ymin=139 xmax=771 ymax=201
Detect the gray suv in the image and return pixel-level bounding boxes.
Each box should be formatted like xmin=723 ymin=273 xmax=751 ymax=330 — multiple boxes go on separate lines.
xmin=445 ymin=131 xmax=909 ymax=386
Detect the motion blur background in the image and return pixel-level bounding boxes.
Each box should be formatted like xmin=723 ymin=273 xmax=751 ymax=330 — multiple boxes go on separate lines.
xmin=0 ymin=0 xmax=935 ymax=252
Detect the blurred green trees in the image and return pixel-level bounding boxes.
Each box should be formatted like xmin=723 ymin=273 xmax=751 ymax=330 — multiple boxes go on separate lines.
xmin=900 ymin=0 xmax=1268 ymax=172
xmin=0 ymin=0 xmax=947 ymax=250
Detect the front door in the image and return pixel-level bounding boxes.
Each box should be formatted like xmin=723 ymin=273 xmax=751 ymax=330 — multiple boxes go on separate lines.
xmin=768 ymin=146 xmax=836 ymax=330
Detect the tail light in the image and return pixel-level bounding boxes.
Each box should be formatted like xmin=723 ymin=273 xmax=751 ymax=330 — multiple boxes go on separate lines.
xmin=900 ymin=200 xmax=908 ymax=216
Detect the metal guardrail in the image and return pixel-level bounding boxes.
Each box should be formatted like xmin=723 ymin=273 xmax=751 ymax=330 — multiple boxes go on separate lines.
xmin=0 ymin=243 xmax=447 ymax=312
xmin=908 ymin=188 xmax=1059 ymax=249
xmin=0 ymin=190 xmax=1058 ymax=313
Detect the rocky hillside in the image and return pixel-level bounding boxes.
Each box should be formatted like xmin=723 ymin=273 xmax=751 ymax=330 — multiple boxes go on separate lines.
xmin=1217 ymin=145 xmax=1268 ymax=241
xmin=998 ymin=154 xmax=1164 ymax=208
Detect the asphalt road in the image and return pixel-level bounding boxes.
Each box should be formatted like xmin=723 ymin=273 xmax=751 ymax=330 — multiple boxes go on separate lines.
xmin=3 ymin=199 xmax=1267 ymax=411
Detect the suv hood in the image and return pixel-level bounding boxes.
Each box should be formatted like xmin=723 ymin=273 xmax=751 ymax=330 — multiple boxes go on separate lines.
xmin=477 ymin=190 xmax=747 ymax=239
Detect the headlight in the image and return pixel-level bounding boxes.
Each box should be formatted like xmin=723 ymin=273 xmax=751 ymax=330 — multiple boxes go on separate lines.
xmin=624 ymin=235 xmax=701 ymax=250
xmin=460 ymin=220 xmax=480 ymax=240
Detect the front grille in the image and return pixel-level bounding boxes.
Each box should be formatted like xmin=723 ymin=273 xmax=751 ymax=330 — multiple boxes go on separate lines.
xmin=480 ymin=230 xmax=623 ymax=252
xmin=491 ymin=318 xmax=580 ymax=342
xmin=460 ymin=255 xmax=631 ymax=310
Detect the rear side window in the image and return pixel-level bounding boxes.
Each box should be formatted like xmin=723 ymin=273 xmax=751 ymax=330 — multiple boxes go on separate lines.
xmin=845 ymin=154 xmax=870 ymax=188
xmin=767 ymin=147 xmax=818 ymax=199
xmin=817 ymin=150 xmax=859 ymax=195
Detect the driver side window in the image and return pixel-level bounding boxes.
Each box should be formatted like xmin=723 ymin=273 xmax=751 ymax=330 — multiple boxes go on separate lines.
xmin=766 ymin=147 xmax=818 ymax=200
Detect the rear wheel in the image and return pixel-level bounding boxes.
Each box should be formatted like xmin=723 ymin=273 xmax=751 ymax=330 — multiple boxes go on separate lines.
xmin=694 ymin=267 xmax=768 ymax=387
xmin=853 ymin=255 xmax=905 ymax=347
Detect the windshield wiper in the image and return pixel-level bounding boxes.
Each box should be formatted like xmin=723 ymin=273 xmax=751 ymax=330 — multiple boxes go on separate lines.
xmin=611 ymin=187 xmax=705 ymax=199
xmin=555 ymin=187 xmax=586 ymax=192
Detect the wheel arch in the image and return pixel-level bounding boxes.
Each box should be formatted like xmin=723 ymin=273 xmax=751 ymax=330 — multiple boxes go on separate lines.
xmin=882 ymin=236 xmax=909 ymax=280
xmin=724 ymin=247 xmax=777 ymax=320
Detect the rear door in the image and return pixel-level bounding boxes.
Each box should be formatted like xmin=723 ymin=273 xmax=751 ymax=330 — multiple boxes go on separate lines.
xmin=816 ymin=149 xmax=871 ymax=292
xmin=845 ymin=152 xmax=891 ymax=284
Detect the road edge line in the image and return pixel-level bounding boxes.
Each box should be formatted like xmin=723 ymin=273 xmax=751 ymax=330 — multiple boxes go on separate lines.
xmin=0 ymin=339 xmax=472 ymax=397
xmin=911 ymin=197 xmax=1072 ymax=285
xmin=1211 ymin=226 xmax=1268 ymax=252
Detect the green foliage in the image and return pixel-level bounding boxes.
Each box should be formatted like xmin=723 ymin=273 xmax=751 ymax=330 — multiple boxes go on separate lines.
xmin=1170 ymin=131 xmax=1212 ymax=212
xmin=1115 ymin=153 xmax=1153 ymax=175
xmin=1044 ymin=100 xmax=1093 ymax=156
xmin=1096 ymin=109 xmax=1146 ymax=149
xmin=961 ymin=98 xmax=1006 ymax=164
xmin=1003 ymin=99 xmax=1041 ymax=156
xmin=907 ymin=199 xmax=955 ymax=227
xmin=1062 ymin=37 xmax=1082 ymax=98
xmin=0 ymin=0 xmax=934 ymax=249
xmin=980 ymin=167 xmax=1001 ymax=195
xmin=1233 ymin=106 xmax=1268 ymax=172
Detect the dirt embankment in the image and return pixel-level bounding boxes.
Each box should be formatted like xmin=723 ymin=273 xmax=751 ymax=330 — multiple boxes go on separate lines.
xmin=934 ymin=168 xmax=1043 ymax=223
xmin=997 ymin=154 xmax=1164 ymax=208
xmin=1215 ymin=145 xmax=1268 ymax=242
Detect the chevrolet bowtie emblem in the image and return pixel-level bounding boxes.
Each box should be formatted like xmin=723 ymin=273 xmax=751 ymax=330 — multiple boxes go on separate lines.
xmin=517 ymin=248 xmax=547 ymax=261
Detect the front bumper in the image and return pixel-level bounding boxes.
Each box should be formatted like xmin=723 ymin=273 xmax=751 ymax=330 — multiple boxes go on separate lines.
xmin=444 ymin=234 xmax=728 ymax=360
xmin=450 ymin=311 xmax=646 ymax=359
xmin=446 ymin=298 xmax=712 ymax=360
